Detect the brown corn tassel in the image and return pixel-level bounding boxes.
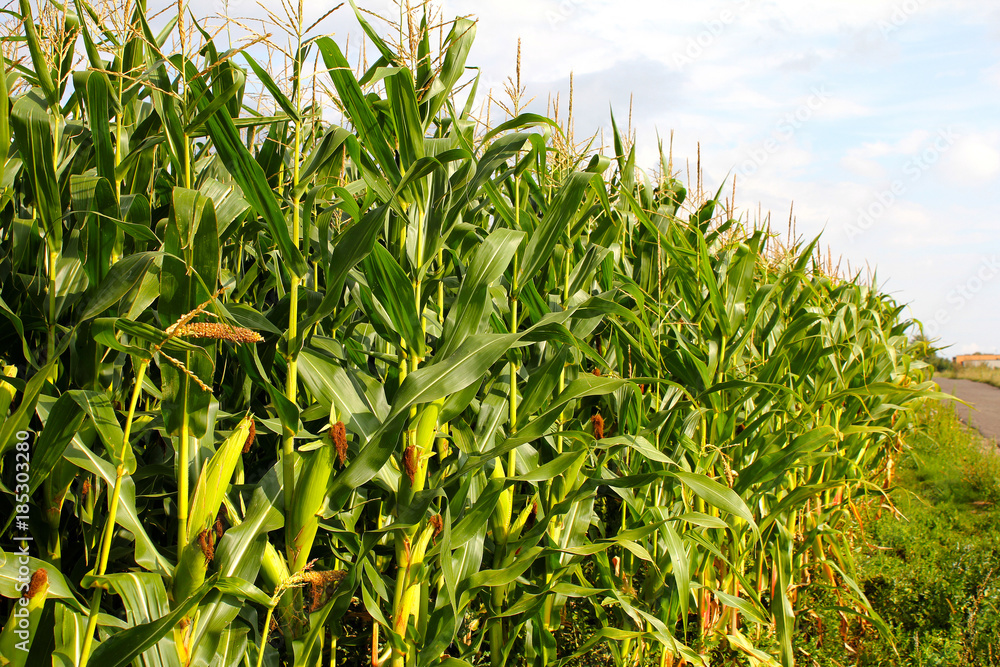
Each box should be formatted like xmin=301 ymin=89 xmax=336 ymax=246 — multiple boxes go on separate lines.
xmin=243 ymin=419 xmax=256 ymax=454
xmin=403 ymin=445 xmax=418 ymax=485
xmin=331 ymin=421 xmax=348 ymax=466
xmin=197 ymin=530 xmax=215 ymax=562
xmin=591 ymin=413 xmax=605 ymax=440
xmin=25 ymin=569 xmax=48 ymax=599
xmin=303 ymin=570 xmax=347 ymax=612
xmin=214 ymin=505 xmax=227 ymax=540
xmin=429 ymin=514 xmax=443 ymax=539
xmin=174 ymin=322 xmax=263 ymax=344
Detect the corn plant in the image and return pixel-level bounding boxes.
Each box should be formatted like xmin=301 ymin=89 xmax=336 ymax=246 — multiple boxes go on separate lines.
xmin=0 ymin=2 xmax=934 ymax=667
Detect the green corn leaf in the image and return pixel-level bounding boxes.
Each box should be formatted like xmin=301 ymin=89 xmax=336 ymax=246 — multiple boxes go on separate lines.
xmin=135 ymin=16 xmax=185 ymax=179
xmin=316 ymin=36 xmax=402 ymax=187
xmin=189 ymin=80 xmax=308 ymax=277
xmin=88 ymin=572 xmax=177 ymax=666
xmin=385 ymin=68 xmax=423 ymax=169
xmin=185 ymin=71 xmax=247 ymax=134
xmin=517 ymin=171 xmax=594 ymax=290
xmin=17 ymin=0 xmax=57 ymax=106
xmin=241 ymin=51 xmax=299 ymax=122
xmin=0 ymin=361 xmax=56 ymax=460
xmin=86 ymin=576 xmax=218 ymax=667
xmin=362 ymin=243 xmax=421 ymax=355
xmin=328 ymin=313 xmax=572 ymax=510
xmin=297 ymin=349 xmax=385 ymax=440
xmin=69 ymin=392 xmax=132 ymax=473
xmin=64 ymin=438 xmax=173 ymax=575
xmin=294 ymin=204 xmax=387 ymax=352
xmin=78 ymin=252 xmax=159 ymax=321
xmin=85 ymin=73 xmax=115 ymax=183
xmin=159 ymin=187 xmax=220 ymax=437
xmin=0 ymin=295 xmax=30 ymax=366
xmin=440 ymin=228 xmax=524 ymax=358
xmin=478 ymin=113 xmax=558 ymax=147
xmin=670 ymin=470 xmax=758 ymax=534
xmin=716 ymin=590 xmax=769 ymax=626
xmin=771 ymin=539 xmax=795 ymax=667
xmin=346 ymin=0 xmax=396 ymax=63
xmin=10 ymin=91 xmax=61 ymax=249
xmin=423 ymin=18 xmax=476 ymax=122
xmin=70 ymin=175 xmax=119 ymax=287
xmin=295 ymin=125 xmax=352 ymax=198
xmin=28 ymin=394 xmax=86 ymax=494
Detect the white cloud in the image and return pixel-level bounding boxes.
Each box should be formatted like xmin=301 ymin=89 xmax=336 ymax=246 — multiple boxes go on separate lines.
xmin=895 ymin=129 xmax=934 ymax=156
xmin=986 ymin=62 xmax=1000 ymax=88
xmin=942 ymin=135 xmax=1000 ymax=184
xmin=844 ymin=140 xmax=895 ymax=160
xmin=813 ymin=96 xmax=870 ymax=120
xmin=841 ymin=153 xmax=887 ymax=181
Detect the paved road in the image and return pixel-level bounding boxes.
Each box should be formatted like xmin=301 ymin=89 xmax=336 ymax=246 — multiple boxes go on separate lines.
xmin=934 ymin=377 xmax=1000 ymax=443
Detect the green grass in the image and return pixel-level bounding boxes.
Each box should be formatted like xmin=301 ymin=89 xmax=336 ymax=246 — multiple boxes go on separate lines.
xmin=796 ymin=403 xmax=1000 ymax=667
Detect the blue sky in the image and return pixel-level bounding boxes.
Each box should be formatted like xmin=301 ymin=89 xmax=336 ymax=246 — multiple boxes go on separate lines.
xmin=180 ymin=0 xmax=1000 ymax=356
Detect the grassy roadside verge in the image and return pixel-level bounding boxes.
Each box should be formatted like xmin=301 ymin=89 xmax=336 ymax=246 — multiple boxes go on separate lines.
xmin=798 ymin=402 xmax=1000 ymax=667
xmin=940 ymin=366 xmax=1000 ymax=390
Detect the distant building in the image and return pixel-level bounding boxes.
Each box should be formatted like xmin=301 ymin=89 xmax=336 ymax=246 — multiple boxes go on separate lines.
xmin=954 ymin=354 xmax=1000 ymax=368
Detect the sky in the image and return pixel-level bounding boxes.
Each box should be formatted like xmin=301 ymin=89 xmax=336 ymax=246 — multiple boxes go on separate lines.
xmin=176 ymin=0 xmax=1000 ymax=357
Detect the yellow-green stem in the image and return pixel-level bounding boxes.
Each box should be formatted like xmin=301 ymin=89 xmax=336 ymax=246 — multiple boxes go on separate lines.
xmin=509 ymin=254 xmax=518 ymax=472
xmin=115 ymin=57 xmax=125 ymax=196
xmin=78 ymin=468 xmax=123 ymax=667
xmin=178 ymin=32 xmax=193 ymax=546
xmin=511 ymin=173 xmax=520 ymax=436
xmin=490 ymin=577 xmax=505 ymax=667
xmin=256 ymin=604 xmax=276 ymax=667
xmin=178 ymin=405 xmax=190 ymax=550
xmin=283 ymin=274 xmax=299 ymax=546
xmin=556 ymin=367 xmax=565 ymax=455
xmin=47 ymin=248 xmax=57 ymax=374
xmin=283 ymin=61 xmax=304 ymax=558
xmin=556 ymin=238 xmax=570 ymax=456
xmin=78 ymin=361 xmax=145 ymax=667
xmin=437 ymin=250 xmax=450 ymax=467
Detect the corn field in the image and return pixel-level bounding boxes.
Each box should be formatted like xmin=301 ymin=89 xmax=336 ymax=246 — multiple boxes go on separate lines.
xmin=0 ymin=2 xmax=935 ymax=666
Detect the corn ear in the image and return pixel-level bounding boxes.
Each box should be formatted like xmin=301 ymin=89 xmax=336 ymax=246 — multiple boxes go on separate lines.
xmin=186 ymin=418 xmax=253 ymax=544
xmin=173 ymin=417 xmax=251 ymax=602
xmin=394 ymin=520 xmax=438 ymax=634
xmin=288 ymin=439 xmax=335 ymax=573
xmin=0 ymin=569 xmax=49 ymax=664
xmin=490 ymin=459 xmax=513 ymax=546
xmin=172 ymin=533 xmax=211 ymax=604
